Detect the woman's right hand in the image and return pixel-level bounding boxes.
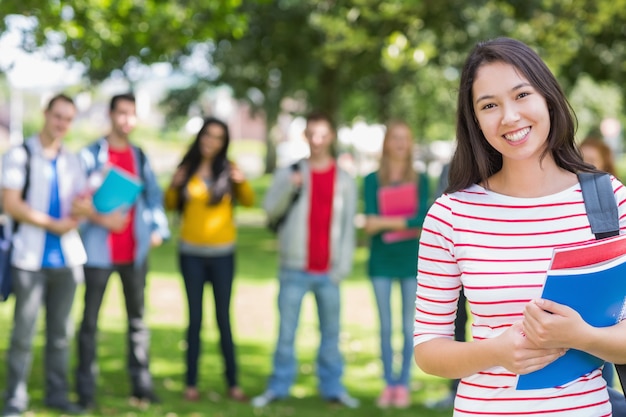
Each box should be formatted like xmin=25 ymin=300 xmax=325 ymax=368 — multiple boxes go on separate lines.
xmin=169 ymin=167 xmax=187 ymax=188
xmin=495 ymin=321 xmax=567 ymax=375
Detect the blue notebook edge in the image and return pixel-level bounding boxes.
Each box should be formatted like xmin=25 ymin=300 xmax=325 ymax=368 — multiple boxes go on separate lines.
xmin=92 ymin=167 xmax=144 ymax=213
xmin=516 ymin=257 xmax=626 ymax=390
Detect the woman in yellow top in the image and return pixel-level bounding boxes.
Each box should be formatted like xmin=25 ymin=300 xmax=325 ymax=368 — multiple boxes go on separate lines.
xmin=164 ymin=117 xmax=254 ymax=403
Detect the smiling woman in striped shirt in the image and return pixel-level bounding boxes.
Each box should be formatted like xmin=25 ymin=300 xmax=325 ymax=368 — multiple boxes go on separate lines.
xmin=413 ymin=37 xmax=626 ymax=416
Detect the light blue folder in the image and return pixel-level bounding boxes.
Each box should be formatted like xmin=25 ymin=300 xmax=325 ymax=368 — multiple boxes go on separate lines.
xmin=92 ymin=167 xmax=143 ymax=214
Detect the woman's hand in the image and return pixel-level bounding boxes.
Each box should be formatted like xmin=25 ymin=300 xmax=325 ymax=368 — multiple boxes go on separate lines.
xmin=169 ymin=167 xmax=187 ymax=189
xmin=230 ymin=163 xmax=246 ymax=184
xmin=364 ymin=216 xmax=386 ymax=234
xmin=522 ymin=298 xmax=587 ymax=350
xmin=495 ymin=321 xmax=567 ymax=375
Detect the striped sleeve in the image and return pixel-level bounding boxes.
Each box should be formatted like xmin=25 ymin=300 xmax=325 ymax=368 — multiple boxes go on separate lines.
xmin=414 ymin=193 xmax=462 ymax=345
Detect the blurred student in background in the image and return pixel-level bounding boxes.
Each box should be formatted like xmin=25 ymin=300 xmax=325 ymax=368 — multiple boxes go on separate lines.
xmin=362 ymin=121 xmax=429 ymax=408
xmin=165 ymin=117 xmax=254 ymax=403
xmin=75 ymin=93 xmax=170 ymax=409
xmin=579 ymin=135 xmax=618 ymax=177
xmin=252 ymin=111 xmax=358 ymax=409
xmin=2 ymin=94 xmax=92 ymax=417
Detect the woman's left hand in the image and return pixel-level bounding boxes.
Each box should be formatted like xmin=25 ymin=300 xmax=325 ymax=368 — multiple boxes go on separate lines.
xmin=522 ymin=298 xmax=588 ymax=350
xmin=230 ymin=163 xmax=246 ymax=184
xmin=363 ymin=216 xmax=382 ymax=234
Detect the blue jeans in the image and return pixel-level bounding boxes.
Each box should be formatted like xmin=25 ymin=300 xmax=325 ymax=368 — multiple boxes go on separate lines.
xmin=267 ymin=268 xmax=344 ymax=399
xmin=371 ymin=277 xmax=416 ymax=388
xmin=178 ymin=252 xmax=238 ymax=388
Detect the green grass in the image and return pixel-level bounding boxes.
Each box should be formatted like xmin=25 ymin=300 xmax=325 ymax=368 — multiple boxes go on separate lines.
xmin=0 ymin=177 xmax=452 ymax=417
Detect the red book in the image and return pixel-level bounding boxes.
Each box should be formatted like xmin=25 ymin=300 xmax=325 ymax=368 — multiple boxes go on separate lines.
xmin=550 ymin=234 xmax=626 ymax=270
xmin=377 ymin=183 xmax=418 ymax=243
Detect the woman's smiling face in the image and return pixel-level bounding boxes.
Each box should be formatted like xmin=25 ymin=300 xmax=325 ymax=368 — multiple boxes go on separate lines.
xmin=472 ymin=61 xmax=551 ymax=165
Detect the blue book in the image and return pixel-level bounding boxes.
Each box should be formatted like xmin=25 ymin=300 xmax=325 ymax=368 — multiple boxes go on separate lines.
xmin=516 ymin=235 xmax=626 ymax=390
xmin=92 ymin=167 xmax=143 ymax=214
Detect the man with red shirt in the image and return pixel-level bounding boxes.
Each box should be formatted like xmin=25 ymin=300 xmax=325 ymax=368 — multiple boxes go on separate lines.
xmin=252 ymin=112 xmax=358 ymax=408
xmin=74 ymin=93 xmax=170 ymax=409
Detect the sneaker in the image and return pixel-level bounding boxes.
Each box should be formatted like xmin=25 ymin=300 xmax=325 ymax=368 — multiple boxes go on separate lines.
xmin=250 ymin=391 xmax=278 ymax=407
xmin=131 ymin=390 xmax=161 ymax=404
xmin=1 ymin=406 xmax=22 ymax=417
xmin=45 ymin=401 xmax=85 ymax=415
xmin=376 ymin=386 xmax=395 ymax=408
xmin=78 ymin=397 xmax=96 ymax=411
xmin=393 ymin=385 xmax=411 ymax=409
xmin=183 ymin=387 xmax=200 ymax=402
xmin=228 ymin=386 xmax=249 ymax=403
xmin=328 ymin=392 xmax=360 ymax=409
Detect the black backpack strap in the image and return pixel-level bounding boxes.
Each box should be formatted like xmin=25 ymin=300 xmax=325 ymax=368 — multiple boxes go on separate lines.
xmin=12 ymin=143 xmax=32 ymax=235
xmin=578 ymin=172 xmax=619 ymax=239
xmin=578 ymin=171 xmax=626 ymax=397
xmin=268 ymin=161 xmax=302 ymax=233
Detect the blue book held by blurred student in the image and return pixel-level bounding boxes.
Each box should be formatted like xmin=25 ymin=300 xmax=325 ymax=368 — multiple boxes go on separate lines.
xmin=92 ymin=166 xmax=143 ymax=214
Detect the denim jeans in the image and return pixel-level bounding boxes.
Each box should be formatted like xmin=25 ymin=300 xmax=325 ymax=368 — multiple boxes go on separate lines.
xmin=267 ymin=268 xmax=345 ymax=399
xmin=178 ymin=252 xmax=238 ymax=388
xmin=76 ymin=262 xmax=152 ymax=402
xmin=3 ymin=266 xmax=80 ymax=413
xmin=371 ymin=277 xmax=416 ymax=388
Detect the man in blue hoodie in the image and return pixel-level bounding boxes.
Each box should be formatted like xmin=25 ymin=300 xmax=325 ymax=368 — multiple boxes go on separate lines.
xmin=74 ymin=93 xmax=170 ymax=409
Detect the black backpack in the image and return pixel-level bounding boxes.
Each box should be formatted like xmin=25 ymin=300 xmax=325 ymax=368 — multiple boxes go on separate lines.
xmin=267 ymin=162 xmax=301 ymax=233
xmin=0 ymin=143 xmax=31 ymax=301
xmin=578 ymin=171 xmax=626 ymax=414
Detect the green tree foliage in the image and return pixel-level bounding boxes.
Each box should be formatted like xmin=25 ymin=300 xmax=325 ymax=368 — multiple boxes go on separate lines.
xmin=2 ymin=0 xmax=625 ymax=145
xmin=0 ymin=0 xmax=248 ymax=82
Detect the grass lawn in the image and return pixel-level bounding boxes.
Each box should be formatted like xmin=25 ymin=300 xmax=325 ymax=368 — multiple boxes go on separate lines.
xmin=0 ymin=178 xmax=452 ymax=417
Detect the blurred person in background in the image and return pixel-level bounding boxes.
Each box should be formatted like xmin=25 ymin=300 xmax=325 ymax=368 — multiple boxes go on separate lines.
xmin=2 ymin=94 xmax=92 ymax=417
xmin=164 ymin=116 xmax=254 ymax=403
xmin=579 ymin=134 xmax=618 ymax=178
xmin=362 ymin=121 xmax=429 ymax=408
xmin=251 ymin=111 xmax=358 ymax=409
xmin=75 ymin=93 xmax=170 ymax=409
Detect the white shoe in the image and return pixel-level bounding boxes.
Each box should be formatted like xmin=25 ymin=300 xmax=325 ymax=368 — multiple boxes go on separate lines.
xmin=250 ymin=391 xmax=278 ymax=408
xmin=329 ymin=392 xmax=360 ymax=409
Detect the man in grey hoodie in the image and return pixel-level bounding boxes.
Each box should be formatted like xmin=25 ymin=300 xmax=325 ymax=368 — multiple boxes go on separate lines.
xmin=252 ymin=111 xmax=358 ymax=408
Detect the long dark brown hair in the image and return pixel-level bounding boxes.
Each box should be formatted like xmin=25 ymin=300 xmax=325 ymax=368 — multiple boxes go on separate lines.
xmin=378 ymin=120 xmax=417 ymax=186
xmin=447 ymin=37 xmax=596 ymax=193
xmin=174 ymin=117 xmax=232 ymax=211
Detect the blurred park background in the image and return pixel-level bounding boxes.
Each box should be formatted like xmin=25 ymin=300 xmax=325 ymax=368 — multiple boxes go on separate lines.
xmin=0 ymin=1 xmax=626 ymax=416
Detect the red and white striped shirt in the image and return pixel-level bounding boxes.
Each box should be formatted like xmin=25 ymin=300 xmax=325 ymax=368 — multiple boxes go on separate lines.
xmin=415 ymin=179 xmax=626 ymax=416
